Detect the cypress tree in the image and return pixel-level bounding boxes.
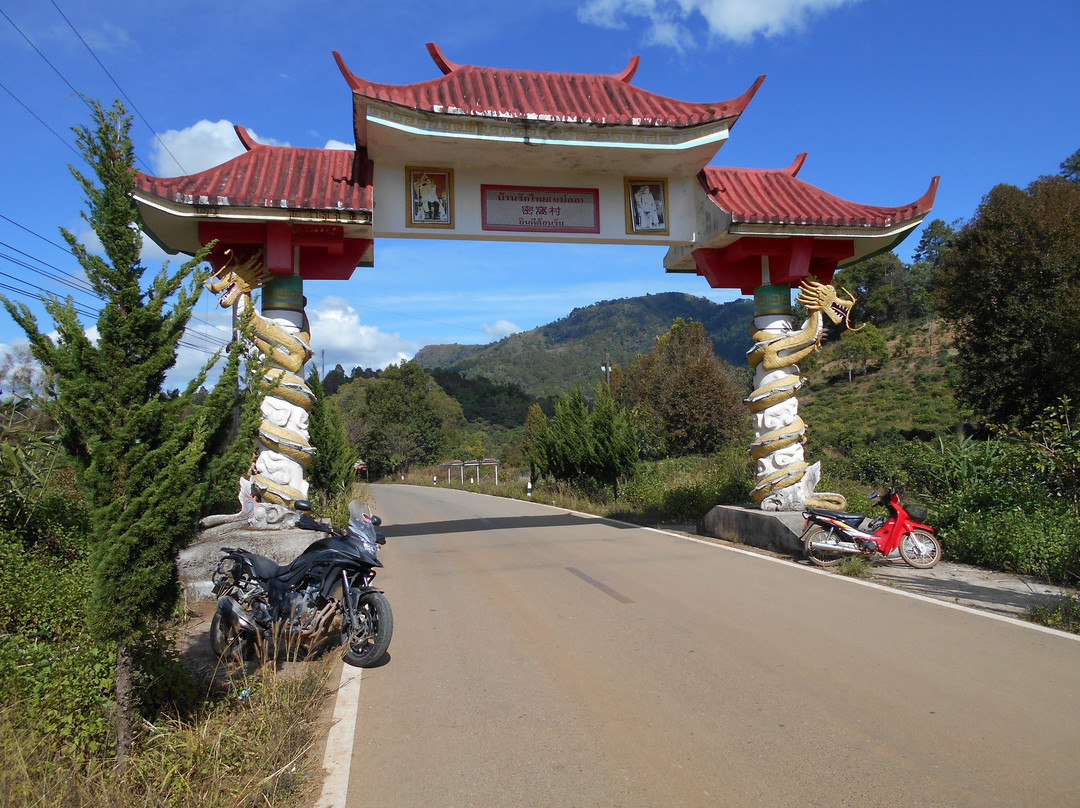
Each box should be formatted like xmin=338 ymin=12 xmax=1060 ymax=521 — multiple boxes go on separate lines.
xmin=1 ymin=100 xmax=256 ymax=760
xmin=307 ymin=366 xmax=356 ymax=494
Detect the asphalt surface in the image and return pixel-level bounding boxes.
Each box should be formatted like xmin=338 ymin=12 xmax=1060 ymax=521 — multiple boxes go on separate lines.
xmin=334 ymin=485 xmax=1080 ymax=808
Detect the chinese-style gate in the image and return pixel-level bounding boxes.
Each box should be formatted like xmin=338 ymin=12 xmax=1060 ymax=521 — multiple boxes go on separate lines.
xmin=133 ymin=43 xmax=937 ymax=513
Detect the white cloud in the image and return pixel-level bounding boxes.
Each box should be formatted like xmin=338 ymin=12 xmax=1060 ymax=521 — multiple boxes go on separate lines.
xmin=324 ymin=139 xmax=354 ymax=150
xmin=482 ymin=319 xmax=522 ymax=340
xmin=149 ymin=120 xmax=287 ymax=177
xmin=578 ymin=0 xmax=861 ymax=45
xmin=307 ymin=296 xmax=419 ymax=372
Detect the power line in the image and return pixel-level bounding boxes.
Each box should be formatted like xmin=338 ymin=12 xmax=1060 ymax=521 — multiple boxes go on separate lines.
xmin=0 ymin=242 xmax=98 ymax=296
xmin=0 ymin=6 xmax=153 ymax=174
xmin=0 ymin=7 xmax=92 ymax=111
xmin=0 ymin=80 xmax=81 ymax=158
xmin=48 ymin=0 xmax=188 ymax=175
xmin=0 ymin=213 xmax=71 ymax=254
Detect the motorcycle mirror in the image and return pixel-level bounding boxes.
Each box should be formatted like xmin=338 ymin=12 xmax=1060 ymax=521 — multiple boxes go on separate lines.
xmin=371 ymin=515 xmax=382 ymax=527
xmin=294 ymin=499 xmax=312 ymax=512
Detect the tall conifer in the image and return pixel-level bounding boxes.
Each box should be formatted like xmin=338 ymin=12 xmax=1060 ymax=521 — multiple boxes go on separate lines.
xmin=1 ymin=101 xmax=256 ymax=760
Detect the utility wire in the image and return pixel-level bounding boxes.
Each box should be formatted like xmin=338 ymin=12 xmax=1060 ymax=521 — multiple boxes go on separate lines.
xmin=0 ymin=242 xmax=98 ymax=296
xmin=0 ymin=213 xmax=70 ymax=254
xmin=0 ymin=7 xmax=153 ymax=173
xmin=48 ymin=0 xmax=188 ymax=175
xmin=0 ymin=80 xmax=81 ymax=158
xmin=0 ymin=7 xmax=92 ymax=110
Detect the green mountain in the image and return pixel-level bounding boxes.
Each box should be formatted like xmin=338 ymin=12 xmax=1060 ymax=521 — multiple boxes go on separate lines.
xmin=414 ymin=292 xmax=755 ymax=398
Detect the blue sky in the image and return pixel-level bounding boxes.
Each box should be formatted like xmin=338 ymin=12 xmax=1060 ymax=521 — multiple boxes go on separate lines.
xmin=1 ymin=0 xmax=1077 ymax=387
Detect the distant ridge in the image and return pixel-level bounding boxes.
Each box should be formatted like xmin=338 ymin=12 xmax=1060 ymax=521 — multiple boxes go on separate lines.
xmin=414 ymin=292 xmax=754 ymax=398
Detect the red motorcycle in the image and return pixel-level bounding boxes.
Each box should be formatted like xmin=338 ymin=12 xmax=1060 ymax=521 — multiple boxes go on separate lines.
xmin=802 ymin=487 xmax=941 ymax=569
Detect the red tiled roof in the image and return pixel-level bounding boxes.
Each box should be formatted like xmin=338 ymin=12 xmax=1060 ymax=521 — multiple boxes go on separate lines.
xmin=335 ymin=43 xmax=764 ymax=129
xmin=133 ymin=126 xmax=373 ymax=213
xmin=700 ymin=156 xmax=939 ymax=228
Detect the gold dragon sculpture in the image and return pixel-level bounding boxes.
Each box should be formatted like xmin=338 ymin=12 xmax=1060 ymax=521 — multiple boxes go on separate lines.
xmin=207 ymin=251 xmax=315 ymax=508
xmin=747 ymin=275 xmax=859 ymax=511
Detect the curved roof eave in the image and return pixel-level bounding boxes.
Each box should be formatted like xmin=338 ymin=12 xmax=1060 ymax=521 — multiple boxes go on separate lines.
xmin=699 ymin=162 xmax=939 ymax=230
xmin=132 ymin=128 xmax=374 ymax=216
xmin=334 ymin=45 xmax=764 ymax=130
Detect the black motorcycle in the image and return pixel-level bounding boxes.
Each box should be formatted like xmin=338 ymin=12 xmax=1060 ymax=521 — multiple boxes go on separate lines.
xmin=210 ymin=499 xmax=392 ymax=667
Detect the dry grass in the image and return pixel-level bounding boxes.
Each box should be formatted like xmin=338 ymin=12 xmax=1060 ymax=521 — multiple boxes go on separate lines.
xmin=0 ymin=641 xmax=337 ymax=808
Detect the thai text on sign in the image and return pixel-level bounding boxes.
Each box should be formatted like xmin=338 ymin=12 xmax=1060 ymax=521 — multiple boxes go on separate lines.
xmin=481 ymin=185 xmax=600 ymax=234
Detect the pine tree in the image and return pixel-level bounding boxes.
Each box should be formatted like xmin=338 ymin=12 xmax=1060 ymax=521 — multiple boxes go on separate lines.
xmin=307 ymin=366 xmax=356 ymax=494
xmin=1 ymin=101 xmax=256 ymax=760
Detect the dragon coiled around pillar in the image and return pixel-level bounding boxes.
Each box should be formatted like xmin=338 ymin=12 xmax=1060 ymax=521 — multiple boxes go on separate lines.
xmin=746 ymin=276 xmax=858 ymax=511
xmin=207 ymin=251 xmax=315 ymax=508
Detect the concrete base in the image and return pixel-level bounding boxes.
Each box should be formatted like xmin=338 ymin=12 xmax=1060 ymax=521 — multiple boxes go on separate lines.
xmin=697 ymin=504 xmax=807 ymax=557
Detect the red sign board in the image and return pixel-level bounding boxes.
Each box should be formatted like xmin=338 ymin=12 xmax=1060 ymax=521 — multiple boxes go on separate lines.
xmin=481 ymin=185 xmax=600 ymax=234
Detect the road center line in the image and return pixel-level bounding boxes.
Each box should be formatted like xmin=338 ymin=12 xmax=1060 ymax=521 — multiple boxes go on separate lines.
xmin=565 ymin=566 xmax=635 ymax=604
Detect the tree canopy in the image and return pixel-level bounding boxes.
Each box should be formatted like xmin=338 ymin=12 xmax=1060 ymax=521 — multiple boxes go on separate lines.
xmin=333 ymin=361 xmax=465 ymax=477
xmin=617 ymin=318 xmax=747 ymax=458
xmin=936 ymin=175 xmax=1080 ymax=425
xmin=0 ymin=100 xmax=256 ymax=757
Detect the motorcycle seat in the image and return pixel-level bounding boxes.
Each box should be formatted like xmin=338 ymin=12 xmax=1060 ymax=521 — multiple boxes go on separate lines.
xmin=805 ymin=506 xmax=866 ymax=527
xmin=246 ymin=553 xmax=292 ymax=579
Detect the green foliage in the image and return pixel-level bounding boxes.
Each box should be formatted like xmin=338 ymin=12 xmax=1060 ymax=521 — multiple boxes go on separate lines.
xmin=306 ymin=367 xmax=356 ymax=495
xmin=526 ymin=385 xmax=638 ymax=496
xmin=832 ymin=249 xmax=939 ymax=328
xmin=334 ymin=361 xmax=465 ymax=478
xmin=1001 ymin=395 xmax=1080 ymax=505
xmin=1 ymin=100 xmax=259 ymax=757
xmin=618 ymin=318 xmax=748 ymax=458
xmin=1027 ymin=596 xmax=1080 ymax=632
xmin=429 ymin=368 xmax=552 ymax=427
xmin=833 ymin=323 xmax=889 ymax=381
xmin=0 ymin=398 xmax=62 ymax=527
xmin=1061 ymin=147 xmax=1080 ymax=184
xmin=935 ymin=175 xmax=1080 ymax=425
xmin=0 ymin=654 xmax=333 ymax=807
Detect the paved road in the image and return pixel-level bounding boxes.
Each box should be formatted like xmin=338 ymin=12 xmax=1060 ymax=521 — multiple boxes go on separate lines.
xmin=346 ymin=485 xmax=1080 ymax=807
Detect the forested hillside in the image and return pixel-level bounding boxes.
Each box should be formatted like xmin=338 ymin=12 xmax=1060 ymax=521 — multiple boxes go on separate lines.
xmin=414 ymin=292 xmax=754 ymax=398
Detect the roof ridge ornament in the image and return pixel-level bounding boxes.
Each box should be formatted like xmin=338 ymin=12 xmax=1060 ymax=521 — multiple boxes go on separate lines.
xmin=234 ymin=125 xmax=260 ymax=152
xmin=785 ymin=153 xmax=808 ymax=177
xmin=426 ymin=42 xmax=460 ymax=75
xmin=613 ymin=54 xmax=640 ymax=84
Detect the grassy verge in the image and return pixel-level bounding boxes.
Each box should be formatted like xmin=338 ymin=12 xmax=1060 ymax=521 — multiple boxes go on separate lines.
xmin=400 ymin=449 xmax=756 ymax=526
xmin=0 ymin=649 xmax=336 ymax=808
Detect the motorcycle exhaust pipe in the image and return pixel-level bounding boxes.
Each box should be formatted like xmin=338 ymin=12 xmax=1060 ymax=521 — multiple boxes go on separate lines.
xmin=809 ymin=540 xmax=863 ymax=555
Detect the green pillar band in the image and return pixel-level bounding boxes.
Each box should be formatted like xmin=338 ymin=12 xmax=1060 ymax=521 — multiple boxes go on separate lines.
xmin=754 ymin=284 xmax=792 ymax=317
xmin=262 ymin=274 xmax=304 ymax=315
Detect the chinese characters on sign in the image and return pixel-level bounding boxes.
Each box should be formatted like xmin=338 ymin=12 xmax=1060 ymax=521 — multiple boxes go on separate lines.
xmin=481 ymin=185 xmax=600 ymax=233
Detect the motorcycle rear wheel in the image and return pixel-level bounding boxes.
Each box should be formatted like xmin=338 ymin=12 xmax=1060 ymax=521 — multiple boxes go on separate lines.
xmin=899 ymin=529 xmax=942 ymax=569
xmin=342 ymin=591 xmax=393 ymax=668
xmin=803 ymin=526 xmax=848 ymax=567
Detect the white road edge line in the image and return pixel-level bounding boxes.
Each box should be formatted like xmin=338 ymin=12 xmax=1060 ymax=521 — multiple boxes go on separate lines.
xmin=640 ymin=524 xmax=1080 ymax=643
xmin=314 ymin=662 xmax=363 ymax=808
xmin=522 ymin=497 xmax=1080 ymax=642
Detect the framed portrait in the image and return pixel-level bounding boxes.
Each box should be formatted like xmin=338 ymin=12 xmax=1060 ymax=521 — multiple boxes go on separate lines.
xmin=624 ymin=177 xmax=669 ymax=235
xmin=406 ymin=167 xmax=454 ymax=228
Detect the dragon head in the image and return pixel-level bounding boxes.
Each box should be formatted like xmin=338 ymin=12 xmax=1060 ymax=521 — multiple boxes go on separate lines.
xmin=796 ymin=274 xmax=861 ymax=329
xmin=205 ymin=250 xmax=272 ymax=308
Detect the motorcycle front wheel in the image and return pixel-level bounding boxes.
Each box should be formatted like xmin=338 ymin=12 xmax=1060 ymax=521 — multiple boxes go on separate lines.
xmin=899 ymin=530 xmax=942 ymax=569
xmin=209 ymin=609 xmax=255 ymax=662
xmin=342 ymin=590 xmax=393 ymax=667
xmin=803 ymin=526 xmax=849 ymax=567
